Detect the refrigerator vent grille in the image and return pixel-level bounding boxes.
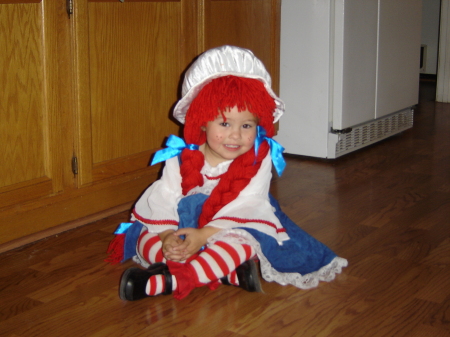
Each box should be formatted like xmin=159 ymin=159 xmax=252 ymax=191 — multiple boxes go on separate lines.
xmin=335 ymin=108 xmax=414 ymax=156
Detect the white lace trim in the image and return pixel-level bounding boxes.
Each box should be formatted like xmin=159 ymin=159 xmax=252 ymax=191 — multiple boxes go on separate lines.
xmin=207 ymin=229 xmax=348 ymax=289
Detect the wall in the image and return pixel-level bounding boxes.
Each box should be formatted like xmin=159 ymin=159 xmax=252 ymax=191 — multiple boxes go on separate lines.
xmin=437 ymin=0 xmax=450 ymax=102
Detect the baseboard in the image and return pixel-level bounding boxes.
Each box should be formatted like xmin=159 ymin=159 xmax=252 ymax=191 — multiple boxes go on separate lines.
xmin=0 ymin=202 xmax=133 ymax=254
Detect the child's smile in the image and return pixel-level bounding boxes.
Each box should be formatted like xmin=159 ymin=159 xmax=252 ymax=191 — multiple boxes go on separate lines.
xmin=201 ymin=107 xmax=258 ymax=167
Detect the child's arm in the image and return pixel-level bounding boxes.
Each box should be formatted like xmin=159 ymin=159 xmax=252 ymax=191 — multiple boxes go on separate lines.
xmin=132 ymin=157 xmax=183 ymax=234
xmin=172 ymin=227 xmax=222 ymax=260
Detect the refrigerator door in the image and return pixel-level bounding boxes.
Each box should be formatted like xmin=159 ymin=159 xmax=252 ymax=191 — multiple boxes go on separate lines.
xmin=331 ymin=0 xmax=378 ymax=130
xmin=376 ymin=0 xmax=422 ymax=118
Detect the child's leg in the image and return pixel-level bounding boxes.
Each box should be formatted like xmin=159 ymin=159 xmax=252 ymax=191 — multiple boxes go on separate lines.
xmin=137 ymin=230 xmax=166 ymax=264
xmin=147 ymin=241 xmax=256 ymax=299
xmin=189 ymin=241 xmax=255 ymax=284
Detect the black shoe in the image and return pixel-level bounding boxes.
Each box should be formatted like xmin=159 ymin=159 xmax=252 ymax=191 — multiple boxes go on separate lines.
xmin=119 ymin=262 xmax=172 ymax=301
xmin=221 ymin=260 xmax=262 ymax=292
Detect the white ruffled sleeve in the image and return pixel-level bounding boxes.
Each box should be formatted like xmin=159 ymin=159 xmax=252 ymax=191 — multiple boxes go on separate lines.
xmin=131 ymin=156 xmax=182 ymax=233
xmin=206 ymin=152 xmax=290 ymax=244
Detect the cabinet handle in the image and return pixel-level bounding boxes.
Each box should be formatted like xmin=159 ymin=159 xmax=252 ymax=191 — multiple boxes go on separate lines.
xmin=66 ymin=0 xmax=73 ymax=16
xmin=72 ymin=156 xmax=78 ymax=175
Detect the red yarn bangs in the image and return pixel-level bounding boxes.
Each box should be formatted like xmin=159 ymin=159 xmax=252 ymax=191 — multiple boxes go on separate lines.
xmin=184 ymin=76 xmax=276 ymax=144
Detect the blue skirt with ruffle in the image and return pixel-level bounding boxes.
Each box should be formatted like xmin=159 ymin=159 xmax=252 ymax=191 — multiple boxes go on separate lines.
xmin=122 ymin=194 xmax=338 ymax=276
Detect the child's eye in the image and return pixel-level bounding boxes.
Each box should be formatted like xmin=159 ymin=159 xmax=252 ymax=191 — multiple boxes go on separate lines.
xmin=220 ymin=122 xmax=229 ymax=127
xmin=242 ymin=124 xmax=254 ymax=129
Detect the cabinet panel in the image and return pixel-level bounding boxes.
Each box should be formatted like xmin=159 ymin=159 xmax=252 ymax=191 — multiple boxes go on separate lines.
xmin=89 ymin=2 xmax=181 ymax=164
xmin=75 ymin=0 xmax=189 ymax=186
xmin=204 ymin=0 xmax=280 ymax=92
xmin=0 ymin=2 xmax=67 ymax=208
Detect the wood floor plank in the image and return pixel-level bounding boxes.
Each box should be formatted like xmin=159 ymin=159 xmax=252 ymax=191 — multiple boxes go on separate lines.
xmin=409 ymin=324 xmax=450 ymax=337
xmin=423 ymin=293 xmax=450 ymax=332
xmin=419 ymin=237 xmax=450 ymax=267
xmin=330 ymin=264 xmax=444 ymax=336
xmin=226 ymin=277 xmax=365 ymax=337
xmin=415 ymin=266 xmax=450 ymax=303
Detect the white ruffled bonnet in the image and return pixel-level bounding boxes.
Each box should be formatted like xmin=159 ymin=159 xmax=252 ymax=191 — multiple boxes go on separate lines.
xmin=173 ymin=45 xmax=285 ymax=124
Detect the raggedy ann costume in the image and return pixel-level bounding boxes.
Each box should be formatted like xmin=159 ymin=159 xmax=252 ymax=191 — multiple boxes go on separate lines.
xmin=106 ymin=45 xmax=348 ymax=301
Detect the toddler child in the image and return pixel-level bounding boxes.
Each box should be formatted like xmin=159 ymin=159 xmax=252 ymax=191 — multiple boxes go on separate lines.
xmin=106 ymin=45 xmax=348 ymax=300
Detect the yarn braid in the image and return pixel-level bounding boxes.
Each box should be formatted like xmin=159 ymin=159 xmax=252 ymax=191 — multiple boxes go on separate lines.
xmin=180 ymin=149 xmax=204 ymax=195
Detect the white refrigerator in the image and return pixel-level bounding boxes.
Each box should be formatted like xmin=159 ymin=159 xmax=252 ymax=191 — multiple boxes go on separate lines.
xmin=276 ymin=0 xmax=422 ymax=158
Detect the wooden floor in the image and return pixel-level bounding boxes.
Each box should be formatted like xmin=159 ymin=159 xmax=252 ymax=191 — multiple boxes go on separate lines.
xmin=1 ymin=80 xmax=449 ymax=337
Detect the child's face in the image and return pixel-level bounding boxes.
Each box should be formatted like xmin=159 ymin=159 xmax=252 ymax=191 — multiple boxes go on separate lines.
xmin=201 ymin=106 xmax=258 ymax=167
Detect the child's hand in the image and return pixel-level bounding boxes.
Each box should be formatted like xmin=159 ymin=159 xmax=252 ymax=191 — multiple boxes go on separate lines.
xmin=159 ymin=230 xmax=185 ymax=262
xmin=173 ymin=228 xmax=206 ymax=260
xmin=174 ymin=227 xmax=221 ymax=260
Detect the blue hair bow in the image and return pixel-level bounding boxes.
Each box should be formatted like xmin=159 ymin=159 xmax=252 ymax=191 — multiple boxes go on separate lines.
xmin=254 ymin=126 xmax=286 ymax=176
xmin=150 ymin=135 xmax=199 ymax=165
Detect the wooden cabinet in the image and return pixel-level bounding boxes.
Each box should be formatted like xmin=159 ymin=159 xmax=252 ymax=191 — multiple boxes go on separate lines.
xmin=0 ymin=0 xmax=280 ymax=249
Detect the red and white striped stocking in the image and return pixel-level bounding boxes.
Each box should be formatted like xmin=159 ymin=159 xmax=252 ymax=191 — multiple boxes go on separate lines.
xmin=189 ymin=241 xmax=255 ymax=284
xmin=137 ymin=232 xmax=256 ymax=298
xmin=137 ymin=230 xmax=166 ymax=264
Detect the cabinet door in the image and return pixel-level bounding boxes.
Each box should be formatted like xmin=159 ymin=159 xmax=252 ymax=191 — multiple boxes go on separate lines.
xmin=203 ymin=0 xmax=281 ymax=92
xmin=0 ymin=1 xmax=71 ymax=209
xmin=73 ymin=0 xmax=199 ymax=186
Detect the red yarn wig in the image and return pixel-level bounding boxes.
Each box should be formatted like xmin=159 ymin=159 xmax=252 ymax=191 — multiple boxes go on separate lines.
xmin=180 ymin=75 xmax=276 ymax=227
